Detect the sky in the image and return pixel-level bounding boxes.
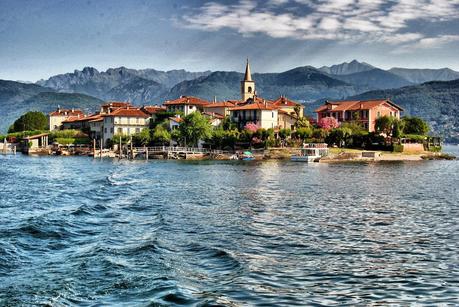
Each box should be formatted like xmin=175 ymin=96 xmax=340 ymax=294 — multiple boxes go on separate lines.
xmin=1 ymin=0 xmax=459 ymax=81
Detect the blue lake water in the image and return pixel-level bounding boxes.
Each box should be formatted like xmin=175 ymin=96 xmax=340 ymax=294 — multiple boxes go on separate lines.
xmin=1 ymin=146 xmax=458 ymax=306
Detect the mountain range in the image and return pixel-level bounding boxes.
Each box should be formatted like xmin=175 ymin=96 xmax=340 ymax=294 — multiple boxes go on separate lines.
xmin=1 ymin=60 xmax=459 ymax=142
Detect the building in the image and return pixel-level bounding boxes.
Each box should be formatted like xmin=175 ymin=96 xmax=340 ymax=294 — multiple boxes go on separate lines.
xmin=163 ymin=96 xmax=210 ymax=116
xmin=278 ymin=110 xmax=298 ymax=130
xmin=315 ymin=99 xmax=404 ymax=132
xmin=203 ymin=101 xmax=236 ymax=117
xmin=168 ymin=116 xmax=183 ymax=130
xmin=48 ymin=107 xmax=84 ymax=130
xmin=203 ymin=112 xmax=225 ymax=127
xmin=241 ymin=59 xmax=256 ymax=102
xmin=100 ymin=102 xmax=133 ymax=114
xmin=141 ymin=105 xmax=166 ymax=122
xmin=271 ymin=96 xmax=304 ymax=117
xmin=102 ymin=107 xmax=150 ymax=146
xmin=230 ymin=100 xmax=278 ymax=130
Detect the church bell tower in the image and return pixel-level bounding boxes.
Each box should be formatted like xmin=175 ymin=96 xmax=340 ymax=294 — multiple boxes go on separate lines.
xmin=241 ymin=59 xmax=255 ymax=102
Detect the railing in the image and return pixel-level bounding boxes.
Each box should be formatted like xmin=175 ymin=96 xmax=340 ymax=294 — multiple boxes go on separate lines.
xmin=135 ymin=146 xmax=224 ymax=154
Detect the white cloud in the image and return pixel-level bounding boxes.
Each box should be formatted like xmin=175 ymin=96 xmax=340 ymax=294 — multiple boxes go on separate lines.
xmin=182 ymin=0 xmax=459 ymax=49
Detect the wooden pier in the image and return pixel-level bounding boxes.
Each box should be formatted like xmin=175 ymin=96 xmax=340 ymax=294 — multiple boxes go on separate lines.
xmin=121 ymin=146 xmax=226 ymax=160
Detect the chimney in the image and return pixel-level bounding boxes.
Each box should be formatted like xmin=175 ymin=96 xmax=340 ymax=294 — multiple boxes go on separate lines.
xmin=71 ymin=108 xmax=74 ymax=112
xmin=214 ymin=96 xmax=217 ymax=103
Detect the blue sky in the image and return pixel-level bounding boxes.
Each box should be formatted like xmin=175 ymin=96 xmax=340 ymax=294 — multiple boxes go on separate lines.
xmin=1 ymin=0 xmax=459 ymax=81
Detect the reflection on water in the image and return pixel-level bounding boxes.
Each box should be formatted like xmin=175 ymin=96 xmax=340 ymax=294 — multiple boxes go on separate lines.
xmin=0 ymin=146 xmax=458 ymax=305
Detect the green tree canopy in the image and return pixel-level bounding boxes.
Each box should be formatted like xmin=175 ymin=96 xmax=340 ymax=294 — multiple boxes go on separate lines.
xmin=402 ymin=116 xmax=429 ymax=136
xmin=152 ymin=125 xmax=171 ymax=145
xmin=132 ymin=128 xmax=151 ymax=146
xmin=9 ymin=111 xmax=48 ymax=133
xmin=178 ymin=112 xmax=212 ymax=147
xmin=375 ymin=116 xmax=396 ymax=136
xmin=295 ymin=117 xmax=310 ymax=129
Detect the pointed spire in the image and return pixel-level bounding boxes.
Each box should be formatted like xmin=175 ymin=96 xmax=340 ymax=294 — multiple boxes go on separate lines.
xmin=244 ymin=58 xmax=252 ymax=81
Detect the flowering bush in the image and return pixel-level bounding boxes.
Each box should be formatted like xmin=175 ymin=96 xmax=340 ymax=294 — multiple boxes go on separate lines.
xmin=244 ymin=122 xmax=259 ymax=132
xmin=318 ymin=117 xmax=339 ymax=130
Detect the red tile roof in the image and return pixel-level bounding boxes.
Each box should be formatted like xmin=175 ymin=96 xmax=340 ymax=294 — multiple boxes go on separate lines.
xmin=49 ymin=109 xmax=84 ymax=117
xmin=169 ymin=116 xmax=183 ymax=123
xmin=104 ymin=108 xmax=150 ymax=118
xmin=62 ymin=113 xmax=103 ymax=123
xmin=203 ymin=101 xmax=236 ymax=108
xmin=272 ymin=96 xmax=301 ymax=107
xmin=203 ymin=111 xmax=225 ymax=119
xmin=230 ymin=101 xmax=277 ymax=111
xmin=315 ymin=99 xmax=404 ymax=113
xmin=102 ymin=101 xmax=133 ymax=108
xmin=141 ymin=105 xmax=166 ymax=114
xmin=163 ymin=96 xmax=210 ymax=106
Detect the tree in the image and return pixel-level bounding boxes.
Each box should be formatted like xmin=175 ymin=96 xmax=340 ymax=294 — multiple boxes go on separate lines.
xmin=402 ymin=116 xmax=429 ymax=135
xmin=9 ymin=111 xmax=48 ymax=132
xmin=325 ymin=127 xmax=352 ymax=147
xmin=152 ymin=125 xmax=171 ymax=145
xmin=178 ymin=112 xmax=212 ymax=147
xmin=222 ymin=116 xmax=236 ymax=130
xmin=295 ymin=127 xmax=313 ymax=140
xmin=295 ymin=117 xmax=310 ymax=129
xmin=318 ymin=117 xmax=339 ymax=130
xmin=312 ymin=128 xmax=329 ymax=140
xmin=223 ymin=129 xmax=240 ymax=149
xmin=279 ymin=128 xmax=291 ymax=147
xmin=375 ymin=116 xmax=395 ymax=136
xmin=392 ymin=119 xmax=404 ymax=139
xmin=132 ymin=128 xmax=151 ymax=146
xmin=209 ymin=127 xmax=225 ymax=148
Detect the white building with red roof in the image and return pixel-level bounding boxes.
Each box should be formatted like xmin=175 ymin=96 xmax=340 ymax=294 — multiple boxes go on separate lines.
xmin=229 ymin=100 xmax=278 ymax=130
xmin=48 ymin=107 xmax=85 ymax=130
xmin=102 ymin=107 xmax=151 ymax=146
xmin=163 ymin=96 xmax=210 ymax=116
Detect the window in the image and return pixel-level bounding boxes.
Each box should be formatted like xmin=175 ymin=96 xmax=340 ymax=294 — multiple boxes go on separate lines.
xmin=248 ymin=86 xmax=252 ymax=93
xmin=136 ymin=117 xmax=140 ymax=124
xmin=117 ymin=128 xmax=122 ymax=134
xmin=377 ymin=111 xmax=381 ymax=118
xmin=272 ymin=111 xmax=274 ymax=118
xmin=110 ymin=128 xmax=114 ymax=133
xmin=104 ymin=128 xmax=107 ymax=133
xmin=136 ymin=128 xmax=140 ymax=133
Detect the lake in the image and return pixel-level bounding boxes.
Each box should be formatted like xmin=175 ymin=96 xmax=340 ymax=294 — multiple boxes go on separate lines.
xmin=1 ymin=146 xmax=458 ymax=306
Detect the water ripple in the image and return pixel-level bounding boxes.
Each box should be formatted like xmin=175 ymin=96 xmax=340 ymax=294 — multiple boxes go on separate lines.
xmin=0 ymin=148 xmax=458 ymax=305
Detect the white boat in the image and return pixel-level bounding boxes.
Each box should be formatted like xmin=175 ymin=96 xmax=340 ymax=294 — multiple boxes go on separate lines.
xmin=291 ymin=143 xmax=329 ymax=163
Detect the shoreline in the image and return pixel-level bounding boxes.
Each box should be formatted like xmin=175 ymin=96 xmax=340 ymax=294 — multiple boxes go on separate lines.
xmin=5 ymin=147 xmax=455 ymax=162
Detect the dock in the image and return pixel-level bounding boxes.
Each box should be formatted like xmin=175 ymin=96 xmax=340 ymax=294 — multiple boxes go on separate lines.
xmin=120 ymin=146 xmax=226 ymax=160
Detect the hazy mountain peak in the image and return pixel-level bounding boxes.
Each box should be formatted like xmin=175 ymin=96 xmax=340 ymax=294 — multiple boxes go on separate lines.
xmin=319 ymin=60 xmax=375 ymax=75
xmin=388 ymin=67 xmax=459 ymax=84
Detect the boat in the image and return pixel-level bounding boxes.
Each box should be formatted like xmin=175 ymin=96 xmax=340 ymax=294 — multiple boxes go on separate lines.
xmin=291 ymin=143 xmax=329 ymax=162
xmin=240 ymin=151 xmax=255 ymax=161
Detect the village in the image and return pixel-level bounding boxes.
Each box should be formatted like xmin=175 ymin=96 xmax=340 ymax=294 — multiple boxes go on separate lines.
xmin=1 ymin=60 xmax=448 ymax=162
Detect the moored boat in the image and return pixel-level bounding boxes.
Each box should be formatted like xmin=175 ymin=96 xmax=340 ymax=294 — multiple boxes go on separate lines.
xmin=291 ymin=143 xmax=329 ymax=162
xmin=240 ymin=151 xmax=255 ymax=161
